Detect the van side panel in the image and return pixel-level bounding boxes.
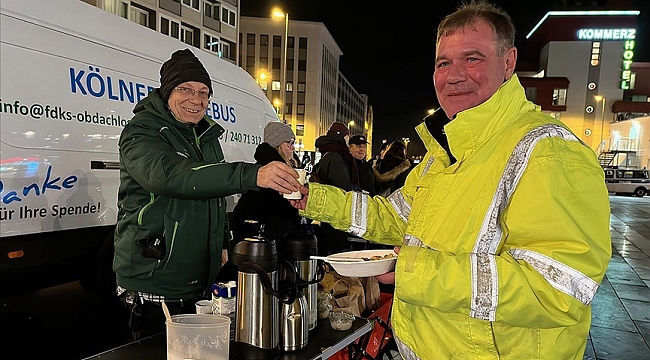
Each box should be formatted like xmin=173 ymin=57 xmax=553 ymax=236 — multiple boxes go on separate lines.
xmin=0 ymin=0 xmax=278 ymax=293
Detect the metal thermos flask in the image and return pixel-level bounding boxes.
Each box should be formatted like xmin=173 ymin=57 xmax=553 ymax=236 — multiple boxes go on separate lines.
xmin=280 ymin=290 xmax=309 ymax=351
xmin=231 ymin=223 xmax=281 ymax=360
xmin=280 ymin=230 xmax=320 ymax=331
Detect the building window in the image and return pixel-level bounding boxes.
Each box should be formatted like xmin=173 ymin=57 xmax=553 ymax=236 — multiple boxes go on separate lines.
xmin=182 ymin=0 xmax=200 ymax=11
xmin=204 ymin=33 xmax=220 ymax=55
xmin=102 ymin=0 xmax=128 ymax=17
xmin=261 ymin=34 xmax=269 ymax=46
xmin=222 ymin=7 xmax=236 ymax=27
xmin=297 ymin=82 xmax=306 ymax=92
xmin=160 ymin=16 xmax=180 ymax=40
xmin=221 ymin=39 xmax=235 ymax=61
xmin=297 ymin=104 xmax=305 ymax=115
xmin=247 ymin=33 xmax=255 ymax=45
xmin=204 ymin=1 xmax=219 ymax=20
xmin=552 ymin=88 xmax=567 ymax=106
xmin=181 ymin=25 xmax=194 ymax=46
xmin=272 ymin=81 xmax=281 ymax=91
xmin=286 ymin=82 xmax=293 ymax=92
xmin=129 ymin=5 xmax=149 ymax=26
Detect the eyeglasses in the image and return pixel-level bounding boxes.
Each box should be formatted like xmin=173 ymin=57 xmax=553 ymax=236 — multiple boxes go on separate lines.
xmin=174 ymin=86 xmax=210 ymax=100
xmin=285 ymin=140 xmax=295 ymax=146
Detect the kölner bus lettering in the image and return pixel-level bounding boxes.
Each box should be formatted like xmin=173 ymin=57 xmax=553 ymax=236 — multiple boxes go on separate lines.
xmin=0 ymin=0 xmax=279 ymax=294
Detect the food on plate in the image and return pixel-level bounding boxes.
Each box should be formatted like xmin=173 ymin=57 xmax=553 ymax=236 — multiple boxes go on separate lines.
xmin=361 ymin=253 xmax=396 ymax=261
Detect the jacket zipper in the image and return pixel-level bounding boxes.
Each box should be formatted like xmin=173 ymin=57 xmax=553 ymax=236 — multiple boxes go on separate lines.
xmin=161 ymin=221 xmax=178 ymax=270
xmin=137 ymin=193 xmax=156 ymax=225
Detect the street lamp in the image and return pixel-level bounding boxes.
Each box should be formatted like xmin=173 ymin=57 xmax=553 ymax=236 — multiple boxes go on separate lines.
xmin=595 ymin=95 xmax=606 ymax=151
xmin=256 ymin=69 xmax=268 ymax=89
xmin=272 ymin=8 xmax=288 ymax=123
xmin=273 ymin=99 xmax=281 ymax=115
xmin=348 ymin=120 xmax=355 ymax=132
xmin=422 ymin=108 xmax=435 ymax=121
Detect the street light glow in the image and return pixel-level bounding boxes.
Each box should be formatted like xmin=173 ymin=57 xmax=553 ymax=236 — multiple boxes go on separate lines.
xmin=271 ymin=7 xmax=289 ymax=124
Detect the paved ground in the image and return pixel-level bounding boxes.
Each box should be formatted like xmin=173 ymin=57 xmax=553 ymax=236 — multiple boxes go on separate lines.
xmin=584 ymin=195 xmax=650 ymax=360
xmin=1 ymin=194 xmax=649 ymax=359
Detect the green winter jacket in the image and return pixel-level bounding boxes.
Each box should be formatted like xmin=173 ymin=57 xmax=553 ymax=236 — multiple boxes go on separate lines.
xmin=301 ymin=76 xmax=611 ymax=359
xmin=114 ymin=89 xmax=260 ymax=299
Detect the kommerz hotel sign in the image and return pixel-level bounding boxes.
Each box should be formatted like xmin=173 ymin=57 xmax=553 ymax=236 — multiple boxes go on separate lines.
xmin=577 ymin=28 xmax=636 ymax=90
xmin=577 ymin=28 xmax=636 ymax=40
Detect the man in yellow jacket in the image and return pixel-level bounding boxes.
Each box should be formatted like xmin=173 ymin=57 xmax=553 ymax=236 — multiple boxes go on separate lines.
xmin=290 ymin=1 xmax=611 ymax=359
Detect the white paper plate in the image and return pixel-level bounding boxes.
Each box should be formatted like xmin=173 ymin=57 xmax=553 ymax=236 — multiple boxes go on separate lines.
xmin=318 ymin=249 xmax=397 ymax=277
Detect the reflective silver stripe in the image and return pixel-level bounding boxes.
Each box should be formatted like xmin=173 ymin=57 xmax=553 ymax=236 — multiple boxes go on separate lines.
xmin=469 ymin=253 xmax=499 ymax=321
xmin=509 ymin=248 xmax=599 ymax=305
xmin=403 ymin=234 xmax=437 ymax=251
xmin=388 ymin=188 xmax=411 ymax=222
xmin=347 ymin=191 xmax=368 ymax=237
xmin=470 ymin=124 xmax=580 ymax=320
xmin=395 ymin=333 xmax=421 ymax=360
xmin=421 ymin=156 xmax=435 ymax=176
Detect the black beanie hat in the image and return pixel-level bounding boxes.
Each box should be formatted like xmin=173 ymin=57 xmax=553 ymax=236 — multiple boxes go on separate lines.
xmin=160 ymin=49 xmax=213 ymax=101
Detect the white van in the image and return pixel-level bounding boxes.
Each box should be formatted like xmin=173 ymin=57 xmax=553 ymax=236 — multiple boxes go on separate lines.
xmin=0 ymin=0 xmax=278 ymax=293
xmin=604 ymin=167 xmax=650 ymax=197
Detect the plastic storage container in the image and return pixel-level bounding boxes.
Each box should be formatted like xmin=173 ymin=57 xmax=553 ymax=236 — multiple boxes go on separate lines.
xmin=166 ymin=314 xmax=230 ymax=360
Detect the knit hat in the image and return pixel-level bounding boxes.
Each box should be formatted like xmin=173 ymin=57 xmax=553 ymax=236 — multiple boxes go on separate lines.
xmin=160 ymin=49 xmax=213 ymax=101
xmin=327 ymin=122 xmax=350 ymax=137
xmin=264 ymin=122 xmax=295 ymax=148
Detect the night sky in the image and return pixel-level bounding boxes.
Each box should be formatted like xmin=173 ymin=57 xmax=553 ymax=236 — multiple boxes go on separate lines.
xmin=240 ymin=0 xmax=650 ymax=156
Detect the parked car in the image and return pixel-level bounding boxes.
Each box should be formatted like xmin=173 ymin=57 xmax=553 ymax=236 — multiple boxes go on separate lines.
xmin=604 ymin=167 xmax=650 ymax=197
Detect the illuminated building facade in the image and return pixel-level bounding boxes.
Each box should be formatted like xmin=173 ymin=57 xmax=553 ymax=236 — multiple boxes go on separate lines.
xmin=519 ymin=10 xmax=650 ymax=168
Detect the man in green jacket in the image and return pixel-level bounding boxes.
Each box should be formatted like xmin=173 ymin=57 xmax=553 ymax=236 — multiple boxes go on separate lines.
xmin=114 ymin=49 xmax=300 ymax=339
xmin=290 ymin=2 xmax=611 ymax=359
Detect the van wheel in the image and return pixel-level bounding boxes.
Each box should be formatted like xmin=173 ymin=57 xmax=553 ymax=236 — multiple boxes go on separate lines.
xmin=634 ymin=188 xmax=647 ymax=197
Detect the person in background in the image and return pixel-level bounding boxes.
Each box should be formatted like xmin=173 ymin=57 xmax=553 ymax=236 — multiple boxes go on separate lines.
xmin=373 ymin=140 xmax=413 ymax=197
xmin=348 ymin=134 xmax=376 ymax=196
xmin=290 ymin=1 xmax=611 ymax=359
xmin=313 ymin=122 xmax=361 ymax=255
xmin=372 ymin=141 xmax=390 ymax=167
xmin=231 ymin=122 xmax=302 ymax=244
xmin=114 ymin=49 xmax=301 ymax=340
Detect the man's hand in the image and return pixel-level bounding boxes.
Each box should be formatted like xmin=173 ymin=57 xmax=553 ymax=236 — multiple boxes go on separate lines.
xmin=257 ymin=161 xmax=301 ymax=194
xmin=375 ymin=246 xmax=400 ymax=284
xmin=288 ymin=185 xmax=310 ymax=210
xmin=221 ymin=249 xmax=228 ymax=266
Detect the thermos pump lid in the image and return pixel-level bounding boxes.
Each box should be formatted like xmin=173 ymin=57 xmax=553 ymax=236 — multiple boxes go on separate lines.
xmin=279 ymin=230 xmax=318 ymax=261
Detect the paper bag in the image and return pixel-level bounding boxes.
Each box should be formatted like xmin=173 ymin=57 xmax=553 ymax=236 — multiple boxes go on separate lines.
xmin=319 ymin=264 xmax=381 ymax=316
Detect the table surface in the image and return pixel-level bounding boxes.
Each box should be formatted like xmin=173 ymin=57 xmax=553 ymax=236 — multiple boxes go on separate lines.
xmin=83 ymin=317 xmax=373 ymax=360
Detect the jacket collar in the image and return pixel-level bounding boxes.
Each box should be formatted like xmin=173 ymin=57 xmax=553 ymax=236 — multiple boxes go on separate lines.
xmin=417 ymin=75 xmax=538 ymax=162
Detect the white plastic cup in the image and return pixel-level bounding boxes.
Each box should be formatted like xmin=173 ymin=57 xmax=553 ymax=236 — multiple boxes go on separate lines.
xmin=284 ymin=169 xmax=307 ymax=199
xmin=167 ymin=314 xmax=230 ymax=360
xmin=195 ymin=299 xmax=212 ymax=314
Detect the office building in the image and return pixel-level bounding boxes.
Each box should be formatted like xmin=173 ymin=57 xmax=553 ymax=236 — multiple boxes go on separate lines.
xmin=239 ymin=16 xmax=371 ymax=155
xmin=519 ymin=8 xmax=650 ymax=168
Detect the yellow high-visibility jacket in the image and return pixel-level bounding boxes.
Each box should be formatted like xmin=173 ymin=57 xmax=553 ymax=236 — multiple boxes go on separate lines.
xmin=302 ymin=75 xmax=611 ymax=359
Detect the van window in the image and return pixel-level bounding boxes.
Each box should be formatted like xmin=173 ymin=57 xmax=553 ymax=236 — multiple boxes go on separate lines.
xmin=616 ymin=170 xmax=649 ymax=179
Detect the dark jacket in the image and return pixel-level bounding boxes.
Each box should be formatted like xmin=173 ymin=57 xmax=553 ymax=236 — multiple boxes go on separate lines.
xmin=374 ymin=157 xmax=412 ymax=197
xmin=356 ymin=158 xmax=376 ymax=195
xmin=231 ymin=142 xmax=301 ymax=243
xmin=114 ymin=89 xmax=260 ymax=299
xmin=313 ymin=134 xmax=361 ymax=255
xmin=314 ymin=135 xmax=361 ymax=192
